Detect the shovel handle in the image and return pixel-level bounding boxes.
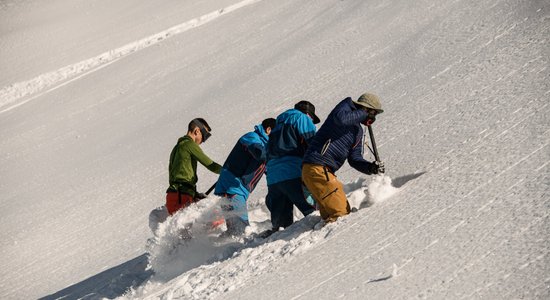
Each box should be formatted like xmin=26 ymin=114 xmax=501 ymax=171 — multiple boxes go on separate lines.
xmin=205 ymin=182 xmax=217 ymax=195
xmin=367 ymin=125 xmax=381 ymax=163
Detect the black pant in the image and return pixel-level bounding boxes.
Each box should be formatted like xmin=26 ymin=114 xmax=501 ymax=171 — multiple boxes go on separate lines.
xmin=266 ymin=178 xmax=315 ymax=229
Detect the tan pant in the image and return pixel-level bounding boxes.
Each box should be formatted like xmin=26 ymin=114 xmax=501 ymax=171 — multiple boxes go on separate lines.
xmin=302 ymin=163 xmax=350 ymax=222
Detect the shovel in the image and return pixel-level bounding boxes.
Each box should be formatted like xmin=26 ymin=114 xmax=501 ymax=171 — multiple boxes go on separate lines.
xmin=367 ymin=125 xmax=384 ymax=173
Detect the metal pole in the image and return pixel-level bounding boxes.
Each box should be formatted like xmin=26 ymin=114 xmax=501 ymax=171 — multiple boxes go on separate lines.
xmin=367 ymin=125 xmax=381 ymax=163
xmin=205 ymin=182 xmax=217 ymax=195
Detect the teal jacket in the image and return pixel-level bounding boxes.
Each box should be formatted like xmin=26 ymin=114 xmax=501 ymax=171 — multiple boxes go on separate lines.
xmin=214 ymin=124 xmax=269 ymax=199
xmin=266 ymin=109 xmax=316 ymax=185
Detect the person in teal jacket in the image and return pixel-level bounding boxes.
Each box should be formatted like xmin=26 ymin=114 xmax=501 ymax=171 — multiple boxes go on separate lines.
xmin=263 ymin=101 xmax=320 ymax=237
xmin=215 ymin=118 xmax=276 ymax=236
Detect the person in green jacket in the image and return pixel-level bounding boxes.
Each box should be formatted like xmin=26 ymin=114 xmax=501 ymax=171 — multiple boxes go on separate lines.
xmin=165 ymin=118 xmax=222 ymax=215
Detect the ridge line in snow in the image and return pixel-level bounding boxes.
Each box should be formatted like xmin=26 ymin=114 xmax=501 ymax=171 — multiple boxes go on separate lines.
xmin=0 ymin=0 xmax=263 ymax=114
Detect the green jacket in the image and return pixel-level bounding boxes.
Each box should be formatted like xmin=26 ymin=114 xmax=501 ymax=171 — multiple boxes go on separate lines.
xmin=167 ymin=135 xmax=222 ymax=197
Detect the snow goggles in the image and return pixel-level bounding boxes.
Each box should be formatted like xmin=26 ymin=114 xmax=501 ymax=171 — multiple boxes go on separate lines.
xmin=192 ymin=119 xmax=211 ymax=142
xmin=199 ymin=126 xmax=211 ymax=142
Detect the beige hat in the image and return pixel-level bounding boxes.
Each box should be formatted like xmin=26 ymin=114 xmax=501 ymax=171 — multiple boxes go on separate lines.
xmin=353 ymin=93 xmax=383 ymax=113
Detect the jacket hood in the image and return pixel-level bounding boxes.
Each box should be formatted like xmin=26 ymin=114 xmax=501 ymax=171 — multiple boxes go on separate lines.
xmin=254 ymin=124 xmax=269 ymax=143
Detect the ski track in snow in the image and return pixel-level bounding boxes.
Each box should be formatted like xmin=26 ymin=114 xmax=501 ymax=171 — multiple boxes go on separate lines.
xmin=0 ymin=0 xmax=264 ymax=114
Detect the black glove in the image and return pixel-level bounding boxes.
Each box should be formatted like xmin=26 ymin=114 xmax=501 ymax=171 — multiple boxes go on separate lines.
xmin=367 ymin=161 xmax=385 ymax=174
xmin=376 ymin=161 xmax=385 ymax=174
xmin=194 ymin=192 xmax=207 ymax=201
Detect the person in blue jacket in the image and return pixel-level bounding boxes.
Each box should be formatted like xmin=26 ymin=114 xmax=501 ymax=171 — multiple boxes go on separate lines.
xmin=263 ymin=101 xmax=320 ymax=236
xmin=215 ymin=118 xmax=277 ymax=236
xmin=302 ymin=93 xmax=385 ymax=223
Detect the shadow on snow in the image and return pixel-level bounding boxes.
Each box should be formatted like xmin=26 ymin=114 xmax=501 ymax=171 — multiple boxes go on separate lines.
xmin=392 ymin=172 xmax=426 ymax=188
xmin=39 ymin=253 xmax=152 ymax=300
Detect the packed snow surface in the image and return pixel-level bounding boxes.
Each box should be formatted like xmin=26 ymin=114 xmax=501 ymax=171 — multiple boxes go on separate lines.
xmin=1 ymin=0 xmax=548 ymax=299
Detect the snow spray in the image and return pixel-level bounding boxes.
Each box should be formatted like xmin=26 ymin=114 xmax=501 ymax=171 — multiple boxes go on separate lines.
xmin=367 ymin=174 xmax=398 ymax=204
xmin=147 ymin=197 xmax=234 ymax=281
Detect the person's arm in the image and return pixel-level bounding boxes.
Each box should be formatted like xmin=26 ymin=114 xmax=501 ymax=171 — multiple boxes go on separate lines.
xmin=348 ymin=146 xmax=377 ymax=175
xmin=334 ymin=98 xmax=368 ymax=126
xmin=297 ymin=114 xmax=317 ymax=146
xmin=245 ymin=143 xmax=267 ymax=161
xmin=240 ymin=132 xmax=267 ymax=162
xmin=189 ymin=142 xmax=222 ymax=174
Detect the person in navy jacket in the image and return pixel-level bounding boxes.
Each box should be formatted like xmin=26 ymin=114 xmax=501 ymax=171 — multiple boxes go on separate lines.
xmin=302 ymin=93 xmax=385 ymax=223
xmin=263 ymin=101 xmax=320 ymax=236
xmin=215 ymin=118 xmax=276 ymax=236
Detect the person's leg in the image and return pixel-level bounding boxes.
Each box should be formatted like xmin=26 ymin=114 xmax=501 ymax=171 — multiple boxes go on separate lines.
xmin=302 ymin=185 xmax=316 ymax=208
xmin=231 ymin=194 xmax=249 ymax=223
xmin=266 ymin=182 xmax=294 ymax=229
xmin=221 ymin=194 xmax=250 ymax=235
xmin=281 ymin=178 xmax=315 ymax=217
xmin=225 ymin=217 xmax=249 ymax=235
xmin=164 ymin=192 xmax=195 ymax=239
xmin=165 ymin=192 xmax=194 ymax=215
xmin=302 ymin=164 xmax=350 ymax=222
xmin=165 ymin=192 xmax=179 ymax=215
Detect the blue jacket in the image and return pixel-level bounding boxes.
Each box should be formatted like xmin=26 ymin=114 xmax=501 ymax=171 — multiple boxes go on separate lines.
xmin=303 ymin=98 xmax=375 ymax=174
xmin=267 ymin=108 xmax=317 ymax=185
xmin=215 ymin=125 xmax=269 ymax=198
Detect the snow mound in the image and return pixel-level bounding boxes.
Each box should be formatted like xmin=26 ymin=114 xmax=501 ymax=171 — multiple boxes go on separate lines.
xmin=366 ymin=174 xmax=399 ymax=204
xmin=345 ymin=175 xmax=399 ymax=209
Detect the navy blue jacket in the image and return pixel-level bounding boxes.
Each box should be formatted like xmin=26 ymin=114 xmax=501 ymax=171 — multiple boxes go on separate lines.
xmin=303 ymin=98 xmax=375 ymax=174
xmin=267 ymin=108 xmax=317 ymax=185
xmin=215 ymin=125 xmax=269 ymax=198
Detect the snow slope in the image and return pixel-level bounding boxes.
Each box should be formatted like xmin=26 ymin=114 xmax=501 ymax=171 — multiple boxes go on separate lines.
xmin=0 ymin=0 xmax=253 ymax=88
xmin=1 ymin=0 xmax=548 ymax=299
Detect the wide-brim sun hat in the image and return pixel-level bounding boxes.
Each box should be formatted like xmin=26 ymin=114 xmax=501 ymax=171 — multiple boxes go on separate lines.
xmin=294 ymin=100 xmax=321 ymax=124
xmin=353 ymin=93 xmax=384 ymax=113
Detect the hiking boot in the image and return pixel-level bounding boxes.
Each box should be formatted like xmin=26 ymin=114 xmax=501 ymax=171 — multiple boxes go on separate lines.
xmin=257 ymin=228 xmax=279 ymax=239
